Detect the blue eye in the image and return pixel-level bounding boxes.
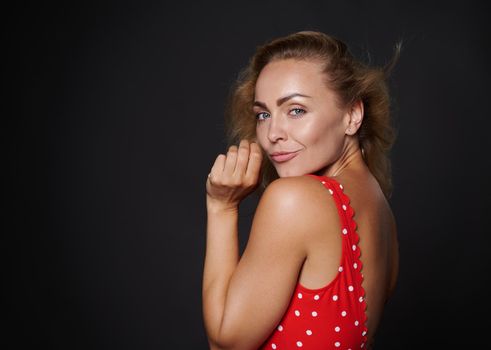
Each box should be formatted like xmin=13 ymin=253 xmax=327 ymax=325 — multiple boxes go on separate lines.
xmin=291 ymin=108 xmax=306 ymax=116
xmin=255 ymin=112 xmax=270 ymax=121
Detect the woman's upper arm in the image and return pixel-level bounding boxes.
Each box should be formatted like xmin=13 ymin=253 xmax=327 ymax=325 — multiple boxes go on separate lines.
xmin=217 ymin=176 xmax=328 ymax=349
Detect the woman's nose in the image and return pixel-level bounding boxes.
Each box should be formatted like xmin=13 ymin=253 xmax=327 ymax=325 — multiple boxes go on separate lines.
xmin=267 ymin=115 xmax=288 ymax=143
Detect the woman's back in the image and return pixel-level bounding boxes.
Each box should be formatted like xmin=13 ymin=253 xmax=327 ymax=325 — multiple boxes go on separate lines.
xmin=292 ymin=167 xmax=398 ymax=349
xmin=335 ymin=167 xmax=398 ymax=344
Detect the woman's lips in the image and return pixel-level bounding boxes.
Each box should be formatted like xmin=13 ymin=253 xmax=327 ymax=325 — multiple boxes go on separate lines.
xmin=270 ymin=151 xmax=299 ymax=163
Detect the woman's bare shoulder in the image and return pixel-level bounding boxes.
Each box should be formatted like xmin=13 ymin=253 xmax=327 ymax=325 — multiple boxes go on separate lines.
xmin=255 ymin=175 xmax=340 ymax=235
xmin=261 ymin=175 xmax=337 ymax=205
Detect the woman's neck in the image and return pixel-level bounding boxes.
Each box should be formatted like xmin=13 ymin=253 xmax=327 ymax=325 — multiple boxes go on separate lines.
xmin=317 ymin=137 xmax=367 ymax=178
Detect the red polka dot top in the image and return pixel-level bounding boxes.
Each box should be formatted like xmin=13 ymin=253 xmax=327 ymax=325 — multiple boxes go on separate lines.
xmin=259 ymin=174 xmax=368 ymax=350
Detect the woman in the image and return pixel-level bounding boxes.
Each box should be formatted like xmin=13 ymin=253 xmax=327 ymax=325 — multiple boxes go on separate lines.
xmin=203 ymin=31 xmax=400 ymax=350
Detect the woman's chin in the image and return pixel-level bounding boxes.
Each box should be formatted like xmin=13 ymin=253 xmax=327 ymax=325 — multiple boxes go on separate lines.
xmin=276 ymin=168 xmax=303 ymax=178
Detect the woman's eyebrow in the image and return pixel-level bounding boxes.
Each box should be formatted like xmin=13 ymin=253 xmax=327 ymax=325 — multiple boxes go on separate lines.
xmin=253 ymin=93 xmax=312 ymax=109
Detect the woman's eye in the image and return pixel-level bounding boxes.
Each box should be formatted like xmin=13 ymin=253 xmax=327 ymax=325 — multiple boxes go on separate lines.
xmin=290 ymin=108 xmax=306 ymax=116
xmin=255 ymin=112 xmax=269 ymax=121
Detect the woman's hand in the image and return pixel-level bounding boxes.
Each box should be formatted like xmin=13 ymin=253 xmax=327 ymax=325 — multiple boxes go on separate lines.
xmin=206 ymin=139 xmax=263 ymax=212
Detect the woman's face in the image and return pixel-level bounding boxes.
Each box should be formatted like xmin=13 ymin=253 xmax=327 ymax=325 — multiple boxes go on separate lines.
xmin=254 ymin=59 xmax=350 ymax=177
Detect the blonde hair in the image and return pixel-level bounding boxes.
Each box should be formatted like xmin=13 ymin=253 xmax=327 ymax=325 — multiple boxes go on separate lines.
xmin=224 ymin=31 xmax=401 ymax=199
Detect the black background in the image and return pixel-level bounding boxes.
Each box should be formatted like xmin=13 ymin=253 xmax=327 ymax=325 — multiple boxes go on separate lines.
xmin=7 ymin=0 xmax=490 ymax=349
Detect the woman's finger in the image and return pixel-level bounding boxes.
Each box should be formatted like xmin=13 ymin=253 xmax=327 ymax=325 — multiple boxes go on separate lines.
xmin=223 ymin=145 xmax=238 ymax=176
xmin=210 ymin=154 xmax=226 ymax=181
xmin=234 ymin=139 xmax=250 ymax=177
xmin=246 ymin=142 xmax=263 ymax=182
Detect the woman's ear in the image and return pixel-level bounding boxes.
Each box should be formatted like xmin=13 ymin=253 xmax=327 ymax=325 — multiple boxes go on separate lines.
xmin=345 ymin=100 xmax=364 ymax=135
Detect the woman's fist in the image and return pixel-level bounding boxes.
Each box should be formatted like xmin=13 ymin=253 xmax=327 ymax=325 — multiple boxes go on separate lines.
xmin=206 ymin=139 xmax=263 ymax=211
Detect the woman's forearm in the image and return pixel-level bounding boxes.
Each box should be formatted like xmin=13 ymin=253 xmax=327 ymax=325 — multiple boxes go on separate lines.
xmin=202 ymin=200 xmax=240 ymax=347
xmin=203 ymin=140 xmax=262 ymax=348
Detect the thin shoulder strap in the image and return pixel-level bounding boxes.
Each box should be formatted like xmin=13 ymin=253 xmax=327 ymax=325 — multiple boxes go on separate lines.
xmin=305 ymin=173 xmax=349 ymax=224
xmin=305 ymin=174 xmax=359 ymax=247
xmin=305 ymin=174 xmax=368 ymax=341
